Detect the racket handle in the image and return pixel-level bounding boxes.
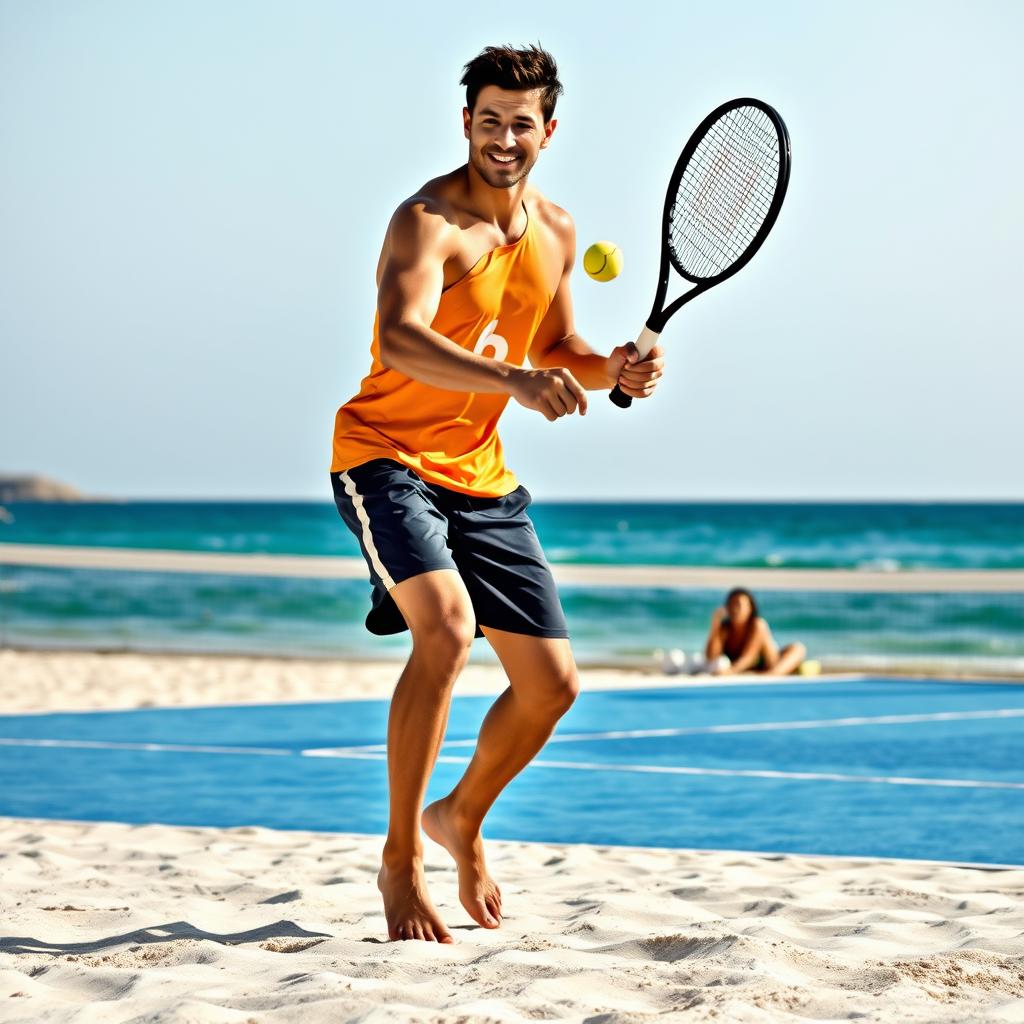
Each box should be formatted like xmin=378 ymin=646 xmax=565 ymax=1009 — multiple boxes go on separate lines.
xmin=609 ymin=326 xmax=661 ymax=409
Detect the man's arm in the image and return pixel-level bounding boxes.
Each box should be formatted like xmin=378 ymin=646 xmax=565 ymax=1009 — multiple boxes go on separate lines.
xmin=377 ymin=199 xmax=516 ymax=394
xmin=377 ymin=198 xmax=589 ymax=422
xmin=529 ymin=210 xmax=666 ymax=398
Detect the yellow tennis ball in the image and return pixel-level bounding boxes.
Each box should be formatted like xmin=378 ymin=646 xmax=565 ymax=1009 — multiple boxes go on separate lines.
xmin=583 ymin=240 xmax=622 ymax=282
xmin=797 ymin=659 xmax=822 ymax=677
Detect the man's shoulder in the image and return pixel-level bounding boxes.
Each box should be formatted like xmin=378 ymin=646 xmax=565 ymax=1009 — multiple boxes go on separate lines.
xmin=393 ymin=168 xmax=466 ymax=223
xmin=527 ymin=188 xmax=574 ymax=242
xmin=386 ymin=179 xmax=461 ymax=253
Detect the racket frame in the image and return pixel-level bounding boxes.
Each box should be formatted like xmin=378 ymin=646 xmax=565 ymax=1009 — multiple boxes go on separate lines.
xmin=610 ymin=96 xmax=791 ymax=408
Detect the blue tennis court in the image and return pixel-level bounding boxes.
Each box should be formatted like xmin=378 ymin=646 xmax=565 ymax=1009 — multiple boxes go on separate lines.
xmin=1 ymin=677 xmax=1022 ymax=866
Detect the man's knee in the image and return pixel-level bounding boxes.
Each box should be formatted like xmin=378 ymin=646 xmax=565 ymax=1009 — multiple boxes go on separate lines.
xmin=409 ymin=608 xmax=477 ymax=667
xmin=535 ymin=660 xmax=580 ymax=718
xmin=391 ymin=569 xmax=477 ymax=668
xmin=558 ymin=663 xmax=581 ymax=713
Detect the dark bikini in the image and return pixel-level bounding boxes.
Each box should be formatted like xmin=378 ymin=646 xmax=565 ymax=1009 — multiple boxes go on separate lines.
xmin=722 ymin=617 xmax=767 ymax=671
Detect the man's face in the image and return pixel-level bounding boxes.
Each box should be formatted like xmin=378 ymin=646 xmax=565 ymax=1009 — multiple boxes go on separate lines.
xmin=463 ymin=84 xmax=556 ymax=189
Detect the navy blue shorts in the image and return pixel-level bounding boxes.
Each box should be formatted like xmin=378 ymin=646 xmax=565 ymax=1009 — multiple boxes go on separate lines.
xmin=329 ymin=458 xmax=570 ymax=640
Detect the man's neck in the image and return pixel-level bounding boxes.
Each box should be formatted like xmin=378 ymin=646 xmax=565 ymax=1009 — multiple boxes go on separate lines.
xmin=462 ymin=163 xmax=527 ymax=232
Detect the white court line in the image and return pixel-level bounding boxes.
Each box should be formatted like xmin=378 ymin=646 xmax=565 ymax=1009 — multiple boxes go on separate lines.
xmin=498 ymin=758 xmax=1024 ymax=790
xmin=306 ymin=707 xmax=1024 ymax=755
xmin=2 ymin=737 xmax=1021 ymax=791
xmin=0 ymin=738 xmax=291 ymax=756
xmin=304 ymin=749 xmax=1024 ymax=791
xmin=8 ymin=707 xmax=1024 ymax=761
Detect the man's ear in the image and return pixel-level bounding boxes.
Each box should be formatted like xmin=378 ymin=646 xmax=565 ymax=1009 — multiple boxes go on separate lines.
xmin=463 ymin=106 xmax=471 ymax=140
xmin=540 ymin=117 xmax=557 ymax=149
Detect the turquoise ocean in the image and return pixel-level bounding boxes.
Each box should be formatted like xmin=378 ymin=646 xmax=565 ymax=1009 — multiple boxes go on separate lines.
xmin=1 ymin=502 xmax=1022 ymax=669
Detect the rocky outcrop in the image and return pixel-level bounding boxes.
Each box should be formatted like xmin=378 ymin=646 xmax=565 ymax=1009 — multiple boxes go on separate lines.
xmin=0 ymin=474 xmax=86 ymax=502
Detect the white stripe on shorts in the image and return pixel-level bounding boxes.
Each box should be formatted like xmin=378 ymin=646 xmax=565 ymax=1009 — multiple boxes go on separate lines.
xmin=339 ymin=470 xmax=396 ymax=591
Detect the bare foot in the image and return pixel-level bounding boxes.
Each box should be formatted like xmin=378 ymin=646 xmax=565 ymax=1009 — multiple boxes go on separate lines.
xmin=376 ymin=857 xmax=454 ymax=943
xmin=422 ymin=797 xmax=502 ymax=929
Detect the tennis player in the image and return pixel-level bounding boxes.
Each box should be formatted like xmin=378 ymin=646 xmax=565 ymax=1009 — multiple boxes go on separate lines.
xmin=329 ymin=43 xmax=665 ymax=943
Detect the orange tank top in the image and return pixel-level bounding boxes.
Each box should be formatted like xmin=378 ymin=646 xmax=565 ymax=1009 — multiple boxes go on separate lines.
xmin=330 ymin=200 xmax=553 ymax=497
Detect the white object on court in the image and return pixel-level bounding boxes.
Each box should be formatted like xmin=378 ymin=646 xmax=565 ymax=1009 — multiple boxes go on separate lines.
xmin=659 ymin=648 xmax=688 ymax=675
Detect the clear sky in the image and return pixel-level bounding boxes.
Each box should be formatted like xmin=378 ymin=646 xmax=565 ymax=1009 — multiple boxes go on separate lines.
xmin=2 ymin=0 xmax=1021 ymax=500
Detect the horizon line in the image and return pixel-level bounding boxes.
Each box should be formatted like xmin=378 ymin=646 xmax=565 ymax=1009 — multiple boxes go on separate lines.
xmin=5 ymin=495 xmax=1024 ymax=505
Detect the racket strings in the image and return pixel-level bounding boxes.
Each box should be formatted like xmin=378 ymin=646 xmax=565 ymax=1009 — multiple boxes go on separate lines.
xmin=670 ymin=105 xmax=782 ymax=279
xmin=676 ymin=114 xmax=778 ymax=275
xmin=673 ymin=110 xmax=778 ymax=276
xmin=675 ymin=108 xmax=778 ymax=270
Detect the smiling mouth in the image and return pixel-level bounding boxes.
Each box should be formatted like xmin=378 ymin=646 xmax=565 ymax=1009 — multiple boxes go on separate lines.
xmin=487 ymin=151 xmax=520 ymax=167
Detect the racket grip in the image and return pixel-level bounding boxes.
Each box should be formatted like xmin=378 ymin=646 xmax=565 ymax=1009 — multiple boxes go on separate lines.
xmin=609 ymin=383 xmax=633 ymax=408
xmin=609 ymin=326 xmax=661 ymax=409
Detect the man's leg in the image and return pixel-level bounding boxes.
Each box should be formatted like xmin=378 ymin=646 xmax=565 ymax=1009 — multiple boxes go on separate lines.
xmin=422 ymin=627 xmax=579 ymax=928
xmin=376 ymin=567 xmax=477 ymax=944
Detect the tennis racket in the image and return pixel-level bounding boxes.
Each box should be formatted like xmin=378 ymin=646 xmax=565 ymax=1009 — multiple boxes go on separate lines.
xmin=610 ymin=97 xmax=791 ymax=408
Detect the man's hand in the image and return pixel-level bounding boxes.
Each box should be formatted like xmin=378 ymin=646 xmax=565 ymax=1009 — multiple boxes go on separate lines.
xmin=509 ymin=366 xmax=588 ymax=422
xmin=605 ymin=342 xmax=666 ymax=399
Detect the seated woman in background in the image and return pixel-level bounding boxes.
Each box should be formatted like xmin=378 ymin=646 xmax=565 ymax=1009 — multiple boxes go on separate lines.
xmin=704 ymin=587 xmax=806 ymax=676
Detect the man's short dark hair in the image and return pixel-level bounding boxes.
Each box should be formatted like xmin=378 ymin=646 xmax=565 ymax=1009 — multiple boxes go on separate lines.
xmin=460 ymin=43 xmax=563 ymax=124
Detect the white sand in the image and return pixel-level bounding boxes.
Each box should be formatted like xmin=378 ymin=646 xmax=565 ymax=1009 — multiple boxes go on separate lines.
xmin=2 ymin=649 xmax=1023 ymax=1022
xmin=0 ymin=648 xmax=819 ymax=716
xmin=0 ymin=648 xmax=699 ymax=714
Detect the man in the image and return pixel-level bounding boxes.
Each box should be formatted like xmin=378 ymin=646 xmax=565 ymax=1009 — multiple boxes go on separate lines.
xmin=328 ymin=43 xmax=665 ymax=944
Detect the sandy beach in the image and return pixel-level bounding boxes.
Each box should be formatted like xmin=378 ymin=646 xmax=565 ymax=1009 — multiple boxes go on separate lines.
xmin=2 ymin=649 xmax=1023 ymax=1022
xmin=0 ymin=648 xmax=679 ymax=715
